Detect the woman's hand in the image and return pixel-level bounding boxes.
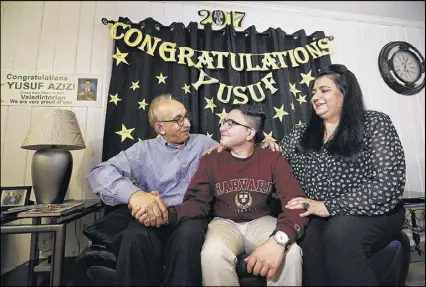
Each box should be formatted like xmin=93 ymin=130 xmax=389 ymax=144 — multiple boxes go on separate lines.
xmin=285 ymin=197 xmax=330 ymax=217
xmin=260 ymin=140 xmax=281 ymax=152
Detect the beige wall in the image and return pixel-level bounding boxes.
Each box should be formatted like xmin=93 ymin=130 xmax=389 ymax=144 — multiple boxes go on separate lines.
xmin=1 ymin=0 xmax=425 ymax=274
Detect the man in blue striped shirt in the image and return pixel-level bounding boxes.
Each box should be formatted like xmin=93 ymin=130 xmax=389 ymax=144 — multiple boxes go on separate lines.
xmin=88 ymin=94 xmax=279 ymax=286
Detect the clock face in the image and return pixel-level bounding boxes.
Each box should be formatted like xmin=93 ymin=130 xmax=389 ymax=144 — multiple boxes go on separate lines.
xmin=379 ymin=41 xmax=425 ymax=95
xmin=392 ymin=50 xmax=421 ymax=83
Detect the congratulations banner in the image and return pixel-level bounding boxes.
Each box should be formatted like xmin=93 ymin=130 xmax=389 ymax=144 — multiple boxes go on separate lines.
xmin=1 ymin=71 xmax=103 ymax=107
xmin=109 ymin=22 xmax=333 ymax=104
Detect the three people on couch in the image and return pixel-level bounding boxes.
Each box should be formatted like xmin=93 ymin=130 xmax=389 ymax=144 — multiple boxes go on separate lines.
xmin=88 ymin=64 xmax=406 ymax=286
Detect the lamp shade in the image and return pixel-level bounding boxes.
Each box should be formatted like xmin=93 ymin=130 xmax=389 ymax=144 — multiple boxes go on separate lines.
xmin=21 ymin=109 xmax=86 ymax=150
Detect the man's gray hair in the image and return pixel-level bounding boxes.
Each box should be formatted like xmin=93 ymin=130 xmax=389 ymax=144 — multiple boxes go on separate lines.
xmin=148 ymin=94 xmax=173 ymax=128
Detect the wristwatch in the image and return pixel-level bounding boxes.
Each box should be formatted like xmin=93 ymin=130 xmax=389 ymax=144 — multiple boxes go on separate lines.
xmin=271 ymin=231 xmax=291 ymax=250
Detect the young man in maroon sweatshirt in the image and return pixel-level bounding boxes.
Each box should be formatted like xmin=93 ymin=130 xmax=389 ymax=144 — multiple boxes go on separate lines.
xmin=139 ymin=105 xmax=308 ymax=285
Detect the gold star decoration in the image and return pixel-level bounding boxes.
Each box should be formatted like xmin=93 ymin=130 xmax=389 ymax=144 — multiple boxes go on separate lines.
xmin=204 ymin=97 xmax=217 ymax=113
xmin=207 ymin=132 xmax=213 ymax=138
xmin=262 ymin=131 xmax=277 ymax=143
xmin=109 ymin=94 xmax=122 ymax=105
xmin=216 ymin=108 xmax=228 ymax=124
xmin=130 ymin=81 xmax=140 ymax=91
xmin=273 ymin=105 xmax=289 ymax=122
xmin=182 ymin=83 xmax=191 ymax=94
xmin=138 ymin=99 xmax=149 ymax=110
xmin=115 ymin=124 xmax=135 ymax=142
xmin=156 ymin=73 xmax=167 ymax=84
xmin=296 ymin=94 xmax=308 ymax=105
xmin=290 ymin=102 xmax=295 ymax=111
xmin=138 ymin=138 xmax=143 ymax=142
xmin=112 ymin=48 xmax=129 ymax=66
xmin=300 ymin=70 xmax=315 ymax=87
xmin=296 ymin=120 xmax=304 ymax=127
xmin=289 ymin=82 xmax=301 ymax=97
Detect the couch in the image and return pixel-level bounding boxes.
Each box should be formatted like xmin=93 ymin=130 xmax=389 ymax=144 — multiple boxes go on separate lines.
xmin=71 ymin=204 xmax=411 ymax=286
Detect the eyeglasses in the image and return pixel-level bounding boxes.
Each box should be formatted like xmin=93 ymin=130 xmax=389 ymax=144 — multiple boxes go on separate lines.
xmin=220 ymin=118 xmax=253 ymax=130
xmin=159 ymin=112 xmax=191 ymax=127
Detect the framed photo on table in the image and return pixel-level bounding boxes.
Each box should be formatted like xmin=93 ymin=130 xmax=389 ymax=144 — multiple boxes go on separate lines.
xmin=0 ymin=186 xmax=32 ymax=208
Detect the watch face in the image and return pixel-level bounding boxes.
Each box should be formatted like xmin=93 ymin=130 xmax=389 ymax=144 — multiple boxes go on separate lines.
xmin=274 ymin=231 xmax=288 ymax=245
xmin=392 ymin=50 xmax=421 ymax=83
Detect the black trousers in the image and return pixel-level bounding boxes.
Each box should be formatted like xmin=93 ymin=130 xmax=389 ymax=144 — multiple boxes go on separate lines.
xmin=112 ymin=211 xmax=208 ymax=286
xmin=299 ymin=205 xmax=405 ymax=286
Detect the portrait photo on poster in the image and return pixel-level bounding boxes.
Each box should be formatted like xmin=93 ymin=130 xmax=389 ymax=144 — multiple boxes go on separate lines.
xmin=77 ymin=78 xmax=98 ymax=101
xmin=0 ymin=186 xmax=32 ymax=208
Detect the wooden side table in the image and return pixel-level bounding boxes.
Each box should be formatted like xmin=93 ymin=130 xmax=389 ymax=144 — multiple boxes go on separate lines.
xmin=1 ymin=199 xmax=103 ymax=286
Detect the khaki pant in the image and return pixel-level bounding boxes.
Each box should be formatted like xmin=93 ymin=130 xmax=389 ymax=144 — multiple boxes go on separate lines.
xmin=201 ymin=216 xmax=302 ymax=286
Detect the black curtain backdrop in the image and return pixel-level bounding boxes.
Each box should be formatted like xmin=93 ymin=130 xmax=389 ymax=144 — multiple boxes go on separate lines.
xmin=102 ymin=17 xmax=332 ymax=161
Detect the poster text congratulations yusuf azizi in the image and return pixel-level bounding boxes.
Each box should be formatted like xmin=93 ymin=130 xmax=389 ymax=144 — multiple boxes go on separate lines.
xmin=1 ymin=72 xmax=103 ymax=107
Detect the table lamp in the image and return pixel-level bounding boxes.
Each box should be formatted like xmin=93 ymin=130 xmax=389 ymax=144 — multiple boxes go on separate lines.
xmin=21 ymin=109 xmax=86 ymax=204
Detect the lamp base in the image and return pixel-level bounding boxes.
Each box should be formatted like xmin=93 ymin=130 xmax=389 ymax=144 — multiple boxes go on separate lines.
xmin=32 ymin=148 xmax=73 ymax=204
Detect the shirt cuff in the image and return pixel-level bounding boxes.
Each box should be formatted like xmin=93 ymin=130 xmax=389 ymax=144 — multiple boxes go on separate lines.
xmin=168 ymin=206 xmax=177 ymax=226
xmin=116 ymin=185 xmax=140 ymax=205
xmin=324 ymin=199 xmax=339 ymax=216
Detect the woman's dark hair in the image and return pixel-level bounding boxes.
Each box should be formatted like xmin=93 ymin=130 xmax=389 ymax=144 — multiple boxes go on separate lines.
xmin=298 ymin=64 xmax=366 ymax=158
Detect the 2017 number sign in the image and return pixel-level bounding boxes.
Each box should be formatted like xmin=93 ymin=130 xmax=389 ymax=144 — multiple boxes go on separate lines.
xmin=198 ymin=10 xmax=246 ymax=28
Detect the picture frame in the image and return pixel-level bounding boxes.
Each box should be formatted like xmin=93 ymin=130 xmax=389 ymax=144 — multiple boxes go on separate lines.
xmin=0 ymin=186 xmax=32 ymax=208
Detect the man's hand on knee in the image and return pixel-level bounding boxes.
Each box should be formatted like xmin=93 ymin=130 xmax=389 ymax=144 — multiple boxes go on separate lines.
xmin=244 ymin=237 xmax=285 ymax=279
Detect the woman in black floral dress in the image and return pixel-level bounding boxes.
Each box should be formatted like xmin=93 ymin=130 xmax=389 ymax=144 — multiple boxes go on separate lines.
xmin=281 ymin=64 xmax=406 ymax=286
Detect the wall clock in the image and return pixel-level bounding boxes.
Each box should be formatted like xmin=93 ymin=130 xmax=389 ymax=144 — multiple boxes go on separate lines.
xmin=378 ymin=41 xmax=425 ymax=95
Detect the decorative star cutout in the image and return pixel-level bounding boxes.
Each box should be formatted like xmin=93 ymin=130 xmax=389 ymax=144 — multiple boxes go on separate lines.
xmin=289 ymin=83 xmax=301 ymax=97
xmin=138 ymin=99 xmax=149 ymax=110
xmin=138 ymin=138 xmax=143 ymax=142
xmin=296 ymin=120 xmax=304 ymax=127
xmin=204 ymin=97 xmax=217 ymax=113
xmin=115 ymin=124 xmax=135 ymax=142
xmin=273 ymin=105 xmax=289 ymax=122
xmin=216 ymin=108 xmax=228 ymax=125
xmin=109 ymin=93 xmax=121 ymax=105
xmin=300 ymin=70 xmax=315 ymax=87
xmin=112 ymin=48 xmax=129 ymax=66
xmin=182 ymin=83 xmax=191 ymax=94
xmin=290 ymin=102 xmax=295 ymax=111
xmin=262 ymin=131 xmax=277 ymax=143
xmin=130 ymin=81 xmax=140 ymax=91
xmin=206 ymin=132 xmax=213 ymax=138
xmin=296 ymin=94 xmax=308 ymax=105
xmin=156 ymin=73 xmax=167 ymax=84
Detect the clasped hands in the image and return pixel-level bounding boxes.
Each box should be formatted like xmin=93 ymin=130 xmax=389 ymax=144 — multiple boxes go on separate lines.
xmin=128 ymin=190 xmax=168 ymax=227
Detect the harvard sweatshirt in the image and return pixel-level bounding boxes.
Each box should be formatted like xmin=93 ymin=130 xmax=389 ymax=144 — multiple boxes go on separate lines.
xmin=168 ymin=148 xmax=308 ymax=242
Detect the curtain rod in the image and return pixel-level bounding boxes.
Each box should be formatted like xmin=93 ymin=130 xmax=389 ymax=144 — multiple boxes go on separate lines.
xmin=101 ymin=18 xmax=334 ymax=41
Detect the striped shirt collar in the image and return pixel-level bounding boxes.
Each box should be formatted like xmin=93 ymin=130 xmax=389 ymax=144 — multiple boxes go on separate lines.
xmin=156 ymin=134 xmax=191 ymax=149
